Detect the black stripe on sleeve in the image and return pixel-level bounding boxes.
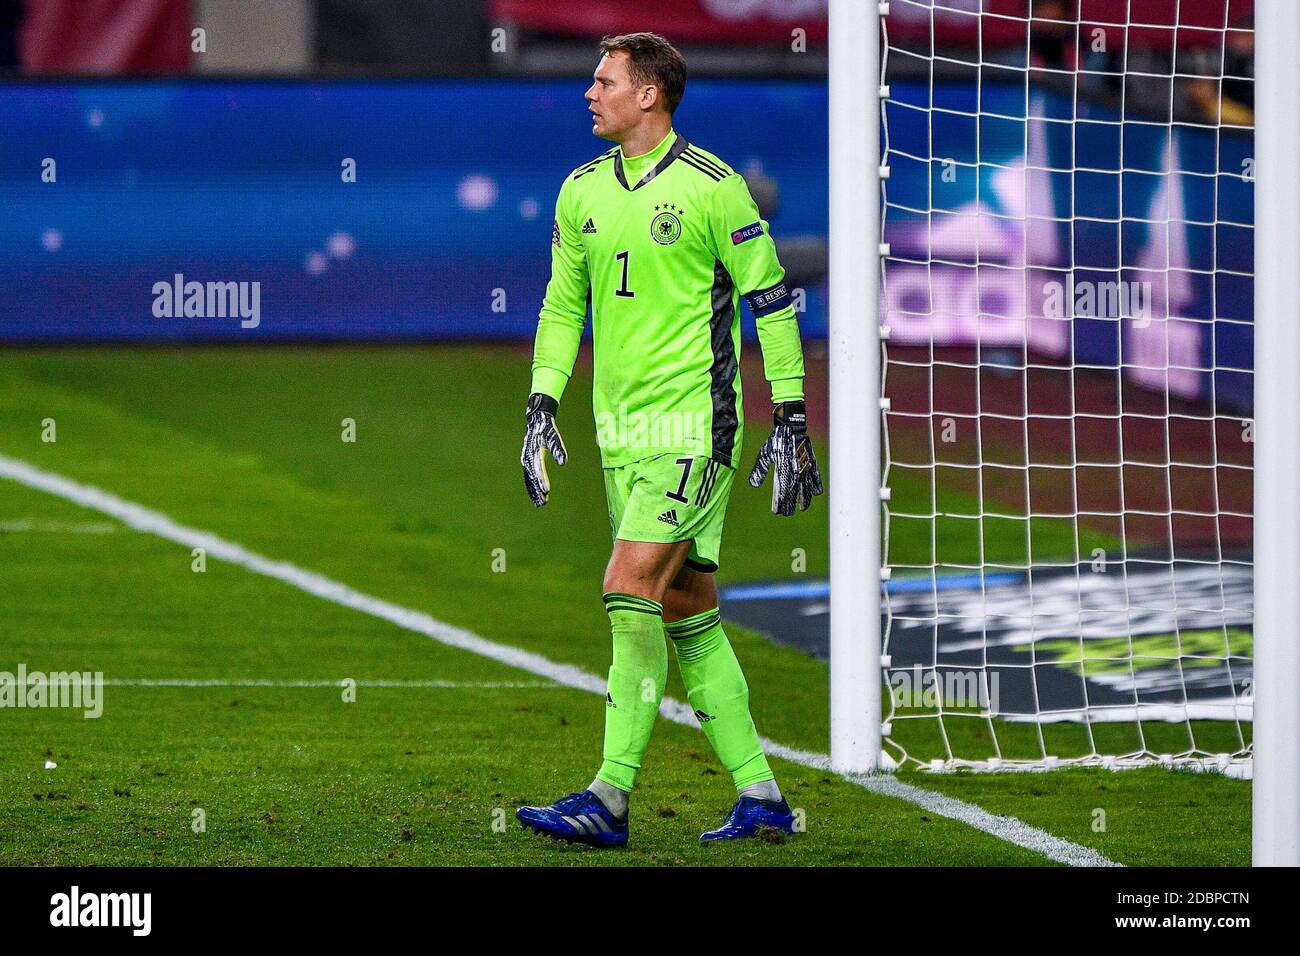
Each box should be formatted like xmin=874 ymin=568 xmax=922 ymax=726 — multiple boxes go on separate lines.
xmin=683 ymin=147 xmax=730 ymax=178
xmin=679 ymin=154 xmax=725 ymax=181
xmin=573 ymin=150 xmax=617 ymax=180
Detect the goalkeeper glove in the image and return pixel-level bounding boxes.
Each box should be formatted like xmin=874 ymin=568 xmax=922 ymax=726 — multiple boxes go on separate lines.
xmin=748 ymin=400 xmax=823 ymax=516
xmin=521 ymin=392 xmax=567 ymax=507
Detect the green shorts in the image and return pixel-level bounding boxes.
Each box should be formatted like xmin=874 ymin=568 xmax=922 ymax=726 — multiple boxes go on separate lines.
xmin=603 ymin=454 xmax=736 ymax=573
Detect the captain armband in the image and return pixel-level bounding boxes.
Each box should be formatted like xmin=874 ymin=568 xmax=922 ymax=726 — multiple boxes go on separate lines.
xmin=744 ymin=280 xmax=791 ymax=318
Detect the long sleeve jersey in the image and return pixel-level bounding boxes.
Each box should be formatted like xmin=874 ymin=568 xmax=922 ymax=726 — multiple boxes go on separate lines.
xmin=531 ymin=129 xmax=805 ymax=469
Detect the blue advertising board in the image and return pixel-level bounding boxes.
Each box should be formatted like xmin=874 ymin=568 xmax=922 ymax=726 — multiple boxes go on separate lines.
xmin=0 ymin=79 xmax=829 ymax=343
xmin=0 ymin=78 xmax=1253 ymax=410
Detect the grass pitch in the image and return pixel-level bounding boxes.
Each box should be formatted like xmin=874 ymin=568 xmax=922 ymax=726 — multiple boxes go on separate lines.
xmin=0 ymin=345 xmax=1249 ymax=865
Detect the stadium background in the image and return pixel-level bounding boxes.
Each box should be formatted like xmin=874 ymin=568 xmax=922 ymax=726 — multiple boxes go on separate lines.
xmin=1 ymin=0 xmax=1254 ymax=414
xmin=0 ymin=0 xmax=1255 ymax=866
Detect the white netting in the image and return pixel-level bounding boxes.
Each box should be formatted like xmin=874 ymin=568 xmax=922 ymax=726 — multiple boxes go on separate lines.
xmin=877 ymin=0 xmax=1254 ymax=771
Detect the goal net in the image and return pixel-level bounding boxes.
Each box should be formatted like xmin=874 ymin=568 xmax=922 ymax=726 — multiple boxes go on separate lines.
xmin=871 ymin=0 xmax=1255 ymax=771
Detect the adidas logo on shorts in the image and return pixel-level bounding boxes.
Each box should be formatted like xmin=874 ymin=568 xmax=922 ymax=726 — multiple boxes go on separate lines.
xmin=657 ymin=509 xmax=680 ymax=528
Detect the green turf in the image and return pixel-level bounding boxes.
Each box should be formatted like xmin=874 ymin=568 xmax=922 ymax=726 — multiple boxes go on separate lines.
xmin=0 ymin=345 xmax=1250 ymax=865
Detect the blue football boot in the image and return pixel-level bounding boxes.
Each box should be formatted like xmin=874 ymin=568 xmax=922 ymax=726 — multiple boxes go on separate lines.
xmin=700 ymin=796 xmax=797 ymax=842
xmin=516 ymin=790 xmax=629 ymax=848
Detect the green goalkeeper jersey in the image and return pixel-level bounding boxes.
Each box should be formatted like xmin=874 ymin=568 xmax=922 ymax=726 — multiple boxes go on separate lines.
xmin=530 ymin=129 xmax=806 ymax=469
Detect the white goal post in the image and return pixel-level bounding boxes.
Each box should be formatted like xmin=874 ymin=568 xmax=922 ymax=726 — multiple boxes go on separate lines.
xmin=829 ymin=0 xmax=1298 ymax=862
xmin=828 ymin=0 xmax=883 ymax=775
xmin=1250 ymin=0 xmax=1300 ymax=868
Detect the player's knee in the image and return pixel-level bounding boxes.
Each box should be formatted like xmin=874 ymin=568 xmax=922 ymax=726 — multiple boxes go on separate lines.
xmin=661 ymin=582 xmax=716 ymax=624
xmin=603 ymin=541 xmax=680 ymax=602
xmin=602 ymin=558 xmax=628 ymax=595
xmin=602 ymin=565 xmax=653 ymax=604
xmin=660 ymin=588 xmax=690 ymax=624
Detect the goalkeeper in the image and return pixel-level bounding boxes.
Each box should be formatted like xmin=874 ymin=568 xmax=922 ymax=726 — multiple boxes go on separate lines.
xmin=516 ymin=32 xmax=822 ymax=847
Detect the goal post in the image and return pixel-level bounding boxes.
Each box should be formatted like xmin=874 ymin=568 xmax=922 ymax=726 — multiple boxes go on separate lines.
xmin=828 ymin=0 xmax=883 ymax=774
xmin=1251 ymin=0 xmax=1300 ymax=868
xmin=829 ymin=0 xmax=1296 ymax=824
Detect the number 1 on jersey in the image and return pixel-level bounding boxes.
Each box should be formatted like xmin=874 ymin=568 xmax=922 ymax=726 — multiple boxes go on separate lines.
xmin=666 ymin=457 xmax=693 ymax=503
xmin=615 ymin=250 xmax=635 ymax=298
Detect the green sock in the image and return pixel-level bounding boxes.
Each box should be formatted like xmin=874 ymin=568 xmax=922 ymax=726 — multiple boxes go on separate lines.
xmin=595 ymin=592 xmax=668 ymax=793
xmin=666 ymin=608 xmax=774 ymax=790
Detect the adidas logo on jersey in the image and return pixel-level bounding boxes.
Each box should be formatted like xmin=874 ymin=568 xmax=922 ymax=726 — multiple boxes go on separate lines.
xmin=582 ymin=218 xmax=598 ymax=234
xmin=657 ymin=509 xmax=680 ymax=528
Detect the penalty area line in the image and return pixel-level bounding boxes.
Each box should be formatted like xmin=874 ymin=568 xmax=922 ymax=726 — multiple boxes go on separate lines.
xmin=0 ymin=452 xmax=1119 ymax=868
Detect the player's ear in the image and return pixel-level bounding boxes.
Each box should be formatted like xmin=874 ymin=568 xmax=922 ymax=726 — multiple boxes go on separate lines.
xmin=640 ymin=84 xmax=659 ymax=112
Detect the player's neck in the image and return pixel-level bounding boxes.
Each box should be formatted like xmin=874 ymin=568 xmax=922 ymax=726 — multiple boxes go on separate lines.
xmin=617 ymin=121 xmax=674 ymax=160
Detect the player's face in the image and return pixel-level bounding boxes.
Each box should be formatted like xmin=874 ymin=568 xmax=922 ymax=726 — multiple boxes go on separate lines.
xmin=585 ymin=52 xmax=649 ymax=141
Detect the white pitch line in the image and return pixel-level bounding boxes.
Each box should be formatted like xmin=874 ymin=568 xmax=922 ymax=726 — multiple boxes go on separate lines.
xmin=0 ymin=452 xmax=1118 ymax=867
xmin=0 ymin=518 xmax=118 ymax=534
xmin=101 ymin=678 xmax=560 ymax=689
